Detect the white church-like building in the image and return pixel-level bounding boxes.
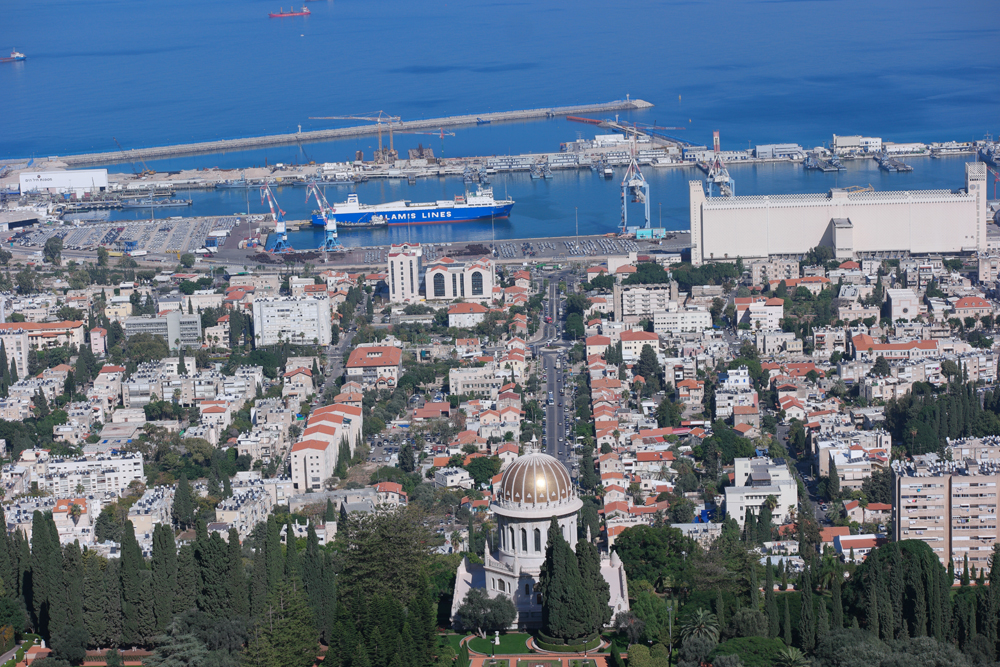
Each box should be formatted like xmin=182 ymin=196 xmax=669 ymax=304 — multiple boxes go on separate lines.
xmin=451 ymin=452 xmax=629 ymax=629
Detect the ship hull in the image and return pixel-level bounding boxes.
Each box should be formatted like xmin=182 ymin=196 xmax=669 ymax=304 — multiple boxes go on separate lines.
xmin=310 ymin=202 xmax=513 ymax=227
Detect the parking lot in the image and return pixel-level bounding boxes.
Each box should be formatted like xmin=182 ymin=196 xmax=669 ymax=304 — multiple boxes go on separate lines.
xmin=11 ymin=216 xmax=241 ymax=257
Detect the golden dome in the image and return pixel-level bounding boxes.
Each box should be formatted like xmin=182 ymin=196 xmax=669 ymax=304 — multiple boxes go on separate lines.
xmin=497 ymin=452 xmax=574 ymax=507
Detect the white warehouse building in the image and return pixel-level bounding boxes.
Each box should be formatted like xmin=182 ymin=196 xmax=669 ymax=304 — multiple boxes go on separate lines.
xmin=19 ymin=169 xmax=109 ymax=197
xmin=689 ymin=162 xmax=988 ymax=266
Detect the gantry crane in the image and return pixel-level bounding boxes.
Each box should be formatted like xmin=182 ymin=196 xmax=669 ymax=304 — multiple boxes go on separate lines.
xmin=308 ymin=111 xmax=401 ymax=163
xmin=620 ymin=126 xmax=650 ymax=233
xmin=305 ymin=180 xmax=341 ymax=259
xmin=260 ymin=182 xmax=292 ymax=253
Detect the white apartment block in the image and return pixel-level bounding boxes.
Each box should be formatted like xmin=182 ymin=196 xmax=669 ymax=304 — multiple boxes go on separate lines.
xmin=734 ymin=297 xmax=784 ymax=330
xmin=725 ymin=457 xmax=798 ymax=528
xmin=893 ymin=458 xmax=1000 ymax=570
xmin=37 ymin=452 xmax=144 ymax=497
xmin=449 ymin=363 xmax=503 ymax=399
xmin=614 ymin=283 xmax=678 ymax=320
xmin=124 ymin=312 xmax=202 ymax=350
xmin=252 ymin=297 xmax=332 ymax=346
xmin=388 ymin=243 xmax=423 ymax=303
xmin=0 ymin=329 xmax=29 ymax=379
xmin=653 ymin=308 xmax=712 ymax=334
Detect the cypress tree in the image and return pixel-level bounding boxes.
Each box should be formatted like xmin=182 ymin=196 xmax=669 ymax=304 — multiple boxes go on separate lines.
xmin=0 ymin=505 xmax=13 ymax=599
xmin=828 ymin=458 xmax=840 ymax=498
xmin=909 ymin=563 xmax=927 ymax=637
xmin=888 ymin=544 xmax=905 ymax=638
xmin=227 ymin=528 xmax=249 ymax=620
xmin=782 ymin=596 xmax=792 ymax=646
xmin=866 ymin=567 xmax=880 ymax=639
xmin=266 ymin=516 xmax=283 ymax=595
xmin=765 ymin=559 xmax=779 ymax=638
xmin=831 ymin=566 xmax=843 ymax=629
xmin=963 ymin=553 xmax=970 ymax=585
xmin=151 ymin=524 xmax=177 ymax=633
xmin=576 ymin=539 xmax=611 ymax=634
xmin=285 ymin=519 xmax=301 ymax=580
xmin=173 ymin=474 xmax=195 ymax=529
xmin=251 ymin=531 xmax=269 ymax=618
xmin=135 ymin=570 xmax=156 ymax=643
xmin=194 ymin=523 xmax=230 ymax=618
xmin=302 ymin=524 xmax=324 ymax=631
xmin=82 ymin=552 xmax=108 ymax=647
xmin=324 ymin=500 xmax=336 ymax=523
xmin=9 ymin=359 xmax=18 ymax=384
xmin=538 ymin=517 xmax=586 ymax=640
xmin=222 ymin=476 xmax=232 ymax=499
xmin=30 ymin=510 xmax=61 ymax=639
xmin=263 ymin=578 xmax=319 ymax=667
xmin=800 ymin=569 xmax=815 ymax=651
xmin=749 ymin=562 xmax=760 ymax=607
xmin=119 ymin=520 xmax=148 ymax=645
xmin=241 ymin=627 xmax=277 ymax=667
xmin=0 ymin=342 xmax=8 ymax=385
xmin=816 ymin=593 xmax=829 ymax=640
xmin=173 ymin=544 xmax=199 ymax=615
xmin=104 ymin=559 xmax=123 ymax=648
xmin=319 ymin=554 xmax=337 ymax=643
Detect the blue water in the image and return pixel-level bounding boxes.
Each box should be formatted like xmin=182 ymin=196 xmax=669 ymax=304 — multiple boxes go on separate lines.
xmin=3 ymin=0 xmax=997 ymax=248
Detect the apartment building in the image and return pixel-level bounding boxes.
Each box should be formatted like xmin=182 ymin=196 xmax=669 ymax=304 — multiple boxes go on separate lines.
xmin=216 ymin=487 xmax=273 ymax=540
xmin=449 ymin=363 xmax=503 ymax=400
xmin=37 ymin=451 xmax=145 ymax=497
xmin=345 ymin=345 xmax=403 ymax=389
xmin=0 ymin=320 xmax=86 ymax=351
xmin=725 ymin=457 xmax=798 ymax=528
xmin=124 ymin=312 xmax=202 ymax=349
xmin=613 ymin=282 xmax=679 ymax=320
xmin=734 ymin=297 xmax=784 ymax=330
xmin=388 ymin=243 xmax=423 ymax=303
xmin=893 ymin=458 xmax=1000 ymax=570
xmin=127 ymin=486 xmax=175 ymax=535
xmin=652 ymin=308 xmax=712 ymax=334
xmin=251 ymin=296 xmax=332 ymax=346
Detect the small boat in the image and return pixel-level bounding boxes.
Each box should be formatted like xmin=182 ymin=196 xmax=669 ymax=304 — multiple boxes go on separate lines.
xmin=269 ymin=7 xmax=310 ymax=17
xmin=476 ymin=118 xmax=491 ymax=125
xmin=0 ymin=49 xmax=26 ymax=63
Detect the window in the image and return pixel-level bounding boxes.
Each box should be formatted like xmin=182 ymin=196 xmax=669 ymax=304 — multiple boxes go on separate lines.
xmin=460 ymin=274 xmax=465 ymax=297
xmin=433 ymin=273 xmax=445 ymax=297
xmin=452 ymin=274 xmax=458 ymax=296
xmin=534 ymin=528 xmax=541 ymax=552
xmin=525 ymin=584 xmax=530 ymax=595
xmin=509 ymin=527 xmax=514 ymax=550
xmin=471 ymin=271 xmax=483 ymax=296
xmin=521 ymin=528 xmax=528 ymax=551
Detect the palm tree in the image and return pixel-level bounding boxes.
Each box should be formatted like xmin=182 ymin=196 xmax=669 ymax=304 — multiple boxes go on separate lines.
xmin=764 ymin=494 xmax=779 ymax=512
xmin=774 ymin=647 xmax=811 ymax=667
xmin=679 ymin=608 xmax=719 ymax=644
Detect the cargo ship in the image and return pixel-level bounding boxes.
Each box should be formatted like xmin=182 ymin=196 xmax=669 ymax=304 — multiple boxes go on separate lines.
xmin=269 ymin=7 xmax=310 ymax=16
xmin=1 ymin=50 xmax=26 ymax=63
xmin=310 ymin=186 xmax=514 ymax=228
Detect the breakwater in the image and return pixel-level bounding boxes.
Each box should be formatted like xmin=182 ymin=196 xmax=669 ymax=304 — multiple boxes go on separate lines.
xmin=57 ymin=99 xmax=653 ymax=168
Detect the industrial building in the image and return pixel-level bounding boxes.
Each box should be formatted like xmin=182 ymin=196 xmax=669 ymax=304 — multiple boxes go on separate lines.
xmin=18 ymin=169 xmax=109 ymax=196
xmin=688 ymin=163 xmax=988 ymax=266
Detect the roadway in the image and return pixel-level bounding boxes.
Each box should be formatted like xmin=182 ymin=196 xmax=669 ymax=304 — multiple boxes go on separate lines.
xmin=536 ymin=272 xmax=577 ymax=475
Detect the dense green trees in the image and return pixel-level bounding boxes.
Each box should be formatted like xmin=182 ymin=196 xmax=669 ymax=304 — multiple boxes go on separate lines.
xmin=538 ymin=518 xmax=609 ymax=641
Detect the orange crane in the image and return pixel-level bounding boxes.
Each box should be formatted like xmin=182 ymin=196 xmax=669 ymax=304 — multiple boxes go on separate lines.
xmin=308 ymin=111 xmax=401 ymax=163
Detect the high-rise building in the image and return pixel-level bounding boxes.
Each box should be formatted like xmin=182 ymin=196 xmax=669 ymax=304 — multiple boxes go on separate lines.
xmin=387 ymin=243 xmax=422 ymax=303
xmin=893 ymin=457 xmax=1000 ymax=570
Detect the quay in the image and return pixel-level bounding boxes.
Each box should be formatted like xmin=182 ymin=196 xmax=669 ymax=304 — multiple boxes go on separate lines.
xmin=876 ymin=155 xmax=914 ymax=172
xmin=53 ymin=98 xmax=654 ymax=168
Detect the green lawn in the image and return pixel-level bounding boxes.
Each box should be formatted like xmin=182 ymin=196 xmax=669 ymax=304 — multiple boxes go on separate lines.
xmin=567 ymin=661 xmax=598 ymax=667
xmin=441 ymin=634 xmax=465 ymax=655
xmin=469 ymin=633 xmax=532 ymax=654
xmin=516 ymin=660 xmax=561 ymax=667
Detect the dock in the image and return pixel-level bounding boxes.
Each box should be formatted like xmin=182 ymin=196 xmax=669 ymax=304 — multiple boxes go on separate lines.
xmin=54 ymin=98 xmax=654 ymax=168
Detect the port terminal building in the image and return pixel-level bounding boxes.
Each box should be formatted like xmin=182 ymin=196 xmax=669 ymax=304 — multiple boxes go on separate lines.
xmin=688 ymin=162 xmax=988 ymax=266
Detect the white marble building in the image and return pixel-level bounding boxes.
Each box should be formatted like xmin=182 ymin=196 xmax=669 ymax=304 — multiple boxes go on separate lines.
xmin=451 ymin=452 xmax=629 ymax=629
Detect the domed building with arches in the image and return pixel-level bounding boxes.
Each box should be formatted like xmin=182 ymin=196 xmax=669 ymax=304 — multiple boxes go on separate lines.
xmin=451 ymin=452 xmax=629 ymax=629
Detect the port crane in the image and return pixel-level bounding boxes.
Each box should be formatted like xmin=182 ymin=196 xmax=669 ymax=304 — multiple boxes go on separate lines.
xmin=988 ymin=167 xmax=1000 ymax=200
xmin=260 ymin=182 xmax=292 ymax=253
xmin=705 ymin=130 xmax=734 ymax=198
xmin=620 ymin=126 xmax=650 ymax=233
xmin=305 ymin=180 xmax=341 ymax=258
xmin=308 ymin=111 xmax=401 ymax=163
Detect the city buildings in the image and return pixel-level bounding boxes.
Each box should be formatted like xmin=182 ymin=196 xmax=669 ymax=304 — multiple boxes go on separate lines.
xmin=388 ymin=243 xmax=423 ymax=303
xmin=251 ymin=296 xmax=332 ymax=346
xmin=124 ymin=312 xmax=202 ymax=349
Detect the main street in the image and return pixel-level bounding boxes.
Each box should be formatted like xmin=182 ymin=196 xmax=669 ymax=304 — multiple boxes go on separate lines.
xmin=537 ymin=271 xmax=577 ymax=474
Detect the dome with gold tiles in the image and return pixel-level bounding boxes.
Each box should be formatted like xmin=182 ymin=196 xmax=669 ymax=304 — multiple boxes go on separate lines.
xmin=496 ymin=452 xmax=575 ymax=508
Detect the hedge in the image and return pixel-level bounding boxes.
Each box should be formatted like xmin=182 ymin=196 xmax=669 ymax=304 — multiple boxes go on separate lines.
xmin=534 ymin=633 xmax=602 ymax=653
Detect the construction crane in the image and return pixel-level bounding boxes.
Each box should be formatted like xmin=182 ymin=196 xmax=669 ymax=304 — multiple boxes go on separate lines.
xmin=395 ymin=129 xmax=456 ymax=157
xmin=308 ymin=111 xmax=401 ymax=163
xmin=620 ymin=127 xmax=650 ymax=233
xmin=260 ymin=182 xmax=292 ymax=253
xmin=112 ymin=137 xmax=155 ymax=177
xmin=305 ymin=180 xmax=341 ymax=259
xmin=988 ymin=167 xmax=1000 ymax=200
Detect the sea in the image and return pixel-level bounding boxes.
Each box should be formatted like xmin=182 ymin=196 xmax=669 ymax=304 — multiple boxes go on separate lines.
xmin=2 ymin=0 xmax=997 ymax=249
